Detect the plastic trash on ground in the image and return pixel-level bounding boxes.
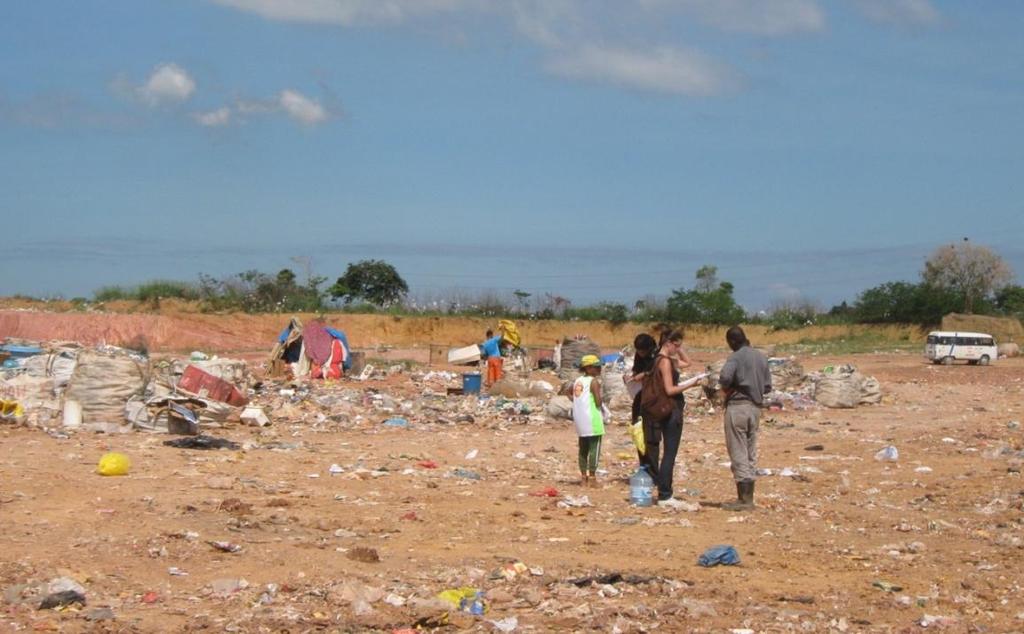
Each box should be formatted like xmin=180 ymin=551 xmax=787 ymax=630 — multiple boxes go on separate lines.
xmin=874 ymin=446 xmax=899 ymax=462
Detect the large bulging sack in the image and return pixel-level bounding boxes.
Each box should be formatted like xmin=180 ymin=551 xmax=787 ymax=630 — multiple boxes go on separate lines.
xmin=768 ymin=358 xmax=806 ymax=391
xmin=545 ymin=395 xmax=573 ymax=420
xmin=601 ymin=369 xmax=632 ymax=411
xmin=66 ymin=350 xmax=149 ymax=426
xmin=813 ymin=373 xmax=862 ymax=408
xmin=859 ymin=376 xmax=882 ymax=404
xmin=998 ymin=343 xmax=1020 ymax=358
xmin=558 ymin=339 xmax=601 ymax=380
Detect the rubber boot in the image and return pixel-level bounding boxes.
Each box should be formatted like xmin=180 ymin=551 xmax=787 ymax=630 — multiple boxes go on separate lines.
xmin=722 ymin=481 xmax=746 ymax=511
xmin=743 ymin=480 xmax=755 ymax=508
xmin=724 ymin=481 xmax=755 ymax=511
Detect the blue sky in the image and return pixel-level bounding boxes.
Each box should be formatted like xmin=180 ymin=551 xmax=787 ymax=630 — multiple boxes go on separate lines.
xmin=1 ymin=0 xmax=1022 ymax=311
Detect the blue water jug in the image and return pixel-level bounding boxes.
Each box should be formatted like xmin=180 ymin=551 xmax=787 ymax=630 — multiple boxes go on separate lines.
xmin=629 ymin=466 xmax=654 ymax=507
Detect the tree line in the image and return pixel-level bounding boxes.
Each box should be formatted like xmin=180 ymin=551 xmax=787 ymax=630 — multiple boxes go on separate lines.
xmin=89 ymin=242 xmax=1022 ymax=326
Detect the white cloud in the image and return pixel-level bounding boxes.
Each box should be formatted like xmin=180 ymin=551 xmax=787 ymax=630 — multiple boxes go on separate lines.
xmin=137 ymin=63 xmax=196 ymax=106
xmin=188 ymin=92 xmax=331 ymax=128
xmin=207 ymin=0 xmax=826 ymax=97
xmin=210 ymin=0 xmax=479 ymax=25
xmin=193 ymin=107 xmax=232 ymax=127
xmin=278 ymin=90 xmax=328 ymax=125
xmin=506 ymin=0 xmax=581 ymax=48
xmin=850 ymin=0 xmax=940 ymax=26
xmin=545 ymin=44 xmax=736 ymax=96
xmin=639 ymin=0 xmax=825 ymax=35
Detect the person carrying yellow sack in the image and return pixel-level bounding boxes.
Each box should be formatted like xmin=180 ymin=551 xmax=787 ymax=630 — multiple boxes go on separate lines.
xmin=562 ymin=354 xmax=606 ymax=488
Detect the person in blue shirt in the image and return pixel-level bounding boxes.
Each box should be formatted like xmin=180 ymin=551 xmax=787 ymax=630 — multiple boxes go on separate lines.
xmin=480 ymin=329 xmax=504 ymax=386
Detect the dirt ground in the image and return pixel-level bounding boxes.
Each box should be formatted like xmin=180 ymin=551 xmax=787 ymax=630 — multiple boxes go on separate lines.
xmin=2 ymin=318 xmax=1024 ymax=632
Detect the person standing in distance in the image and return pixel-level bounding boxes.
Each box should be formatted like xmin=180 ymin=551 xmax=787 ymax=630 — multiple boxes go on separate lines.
xmin=480 ymin=329 xmax=504 ymax=387
xmin=718 ymin=326 xmax=771 ymax=511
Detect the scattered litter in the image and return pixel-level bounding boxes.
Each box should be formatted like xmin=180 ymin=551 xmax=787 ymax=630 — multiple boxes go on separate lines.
xmin=208 ymin=540 xmax=243 ymax=553
xmin=919 ymin=614 xmax=957 ymax=628
xmin=872 ymin=580 xmax=902 ymax=592
xmin=240 ymin=406 xmax=270 ymax=427
xmin=567 ymin=572 xmax=655 ymax=587
xmin=437 ymin=587 xmax=486 ymax=615
xmin=489 ymin=616 xmax=519 ymax=632
xmin=453 ymin=468 xmax=481 ymax=480
xmin=163 ymin=436 xmax=240 ymax=450
xmin=557 ymin=495 xmax=593 ymax=508
xmin=210 ymin=578 xmax=248 ymax=597
xmin=383 ymin=417 xmax=409 ymax=428
xmin=529 ymin=486 xmax=559 ymax=498
xmin=465 ymin=448 xmax=479 ymax=460
xmin=38 ymin=591 xmax=86 ymax=610
xmin=874 ymin=446 xmax=899 ymax=462
xmin=495 ymin=561 xmax=529 ymax=581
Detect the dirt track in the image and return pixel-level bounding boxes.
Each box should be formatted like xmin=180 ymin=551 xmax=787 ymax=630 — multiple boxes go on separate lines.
xmin=2 ymin=331 xmax=1023 ymax=631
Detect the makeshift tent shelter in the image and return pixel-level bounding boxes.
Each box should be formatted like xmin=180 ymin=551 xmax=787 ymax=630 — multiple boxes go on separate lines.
xmin=268 ymin=318 xmax=352 ymax=379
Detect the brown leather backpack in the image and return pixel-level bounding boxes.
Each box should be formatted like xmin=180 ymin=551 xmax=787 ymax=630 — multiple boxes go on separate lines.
xmin=640 ymin=356 xmax=675 ymax=419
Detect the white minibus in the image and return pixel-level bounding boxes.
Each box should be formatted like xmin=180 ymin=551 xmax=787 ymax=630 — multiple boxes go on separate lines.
xmin=925 ymin=331 xmax=997 ymax=365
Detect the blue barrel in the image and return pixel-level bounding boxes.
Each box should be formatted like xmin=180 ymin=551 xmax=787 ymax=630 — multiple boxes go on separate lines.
xmin=462 ymin=372 xmax=482 ymax=394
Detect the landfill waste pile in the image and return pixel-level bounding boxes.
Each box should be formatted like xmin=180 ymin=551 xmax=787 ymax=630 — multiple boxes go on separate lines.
xmin=2 ymin=336 xmax=1023 ymax=631
xmin=703 ymin=357 xmax=883 ymax=411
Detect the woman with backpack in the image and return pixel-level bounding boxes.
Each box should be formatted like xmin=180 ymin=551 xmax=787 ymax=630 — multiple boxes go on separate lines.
xmin=641 ymin=328 xmax=692 ymax=508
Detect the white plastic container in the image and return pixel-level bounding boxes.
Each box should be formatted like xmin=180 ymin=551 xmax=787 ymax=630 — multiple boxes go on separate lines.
xmin=447 ymin=345 xmax=481 ymax=365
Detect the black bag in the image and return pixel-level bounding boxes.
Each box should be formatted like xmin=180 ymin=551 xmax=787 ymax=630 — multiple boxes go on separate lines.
xmin=640 ymin=357 xmax=675 ymax=420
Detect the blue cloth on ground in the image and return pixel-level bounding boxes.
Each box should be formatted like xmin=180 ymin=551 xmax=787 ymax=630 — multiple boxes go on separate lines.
xmin=698 ymin=545 xmax=740 ymax=567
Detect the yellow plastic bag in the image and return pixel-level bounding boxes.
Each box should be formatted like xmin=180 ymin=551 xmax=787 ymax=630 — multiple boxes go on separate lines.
xmin=629 ymin=420 xmax=645 ymax=455
xmin=497 ymin=319 xmax=521 ymax=349
xmin=1 ymin=399 xmax=25 ymax=421
xmin=97 ymin=452 xmax=131 ymax=476
xmin=437 ymin=586 xmax=486 ymax=614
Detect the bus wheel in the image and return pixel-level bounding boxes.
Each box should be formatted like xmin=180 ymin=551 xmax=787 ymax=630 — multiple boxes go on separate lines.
xmin=941 ymin=356 xmax=954 ymax=366
xmin=979 ymin=355 xmax=990 ymax=366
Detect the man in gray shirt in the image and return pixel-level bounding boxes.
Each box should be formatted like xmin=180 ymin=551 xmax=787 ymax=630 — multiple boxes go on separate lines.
xmin=718 ymin=326 xmax=771 ymax=511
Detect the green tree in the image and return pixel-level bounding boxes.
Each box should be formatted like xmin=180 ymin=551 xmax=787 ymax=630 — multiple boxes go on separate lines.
xmin=665 ymin=266 xmax=746 ymax=324
xmin=852 ymin=281 xmax=961 ymax=325
xmin=922 ymin=241 xmax=1014 ymax=313
xmin=995 ymin=284 xmax=1024 ymax=318
xmin=329 ymin=259 xmax=409 ymax=307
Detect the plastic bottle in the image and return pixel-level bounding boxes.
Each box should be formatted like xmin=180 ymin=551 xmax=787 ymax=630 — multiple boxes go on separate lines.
xmin=460 ymin=590 xmax=486 ymax=615
xmin=629 ymin=466 xmax=654 ymax=507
